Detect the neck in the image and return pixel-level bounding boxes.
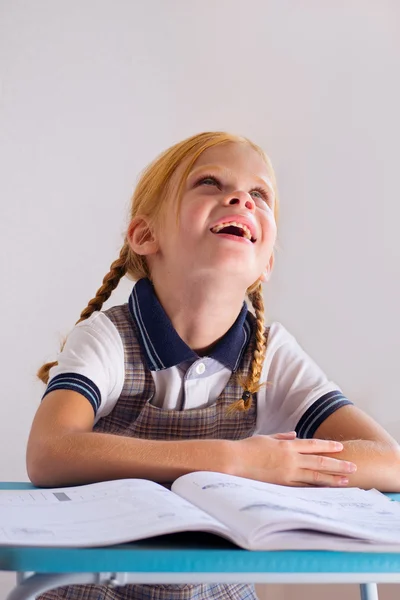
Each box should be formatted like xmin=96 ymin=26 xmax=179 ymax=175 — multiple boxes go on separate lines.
xmin=150 ymin=273 xmax=248 ymax=353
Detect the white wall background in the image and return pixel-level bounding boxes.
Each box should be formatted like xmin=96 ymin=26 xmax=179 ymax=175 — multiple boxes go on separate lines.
xmin=1 ymin=1 xmax=399 ymax=598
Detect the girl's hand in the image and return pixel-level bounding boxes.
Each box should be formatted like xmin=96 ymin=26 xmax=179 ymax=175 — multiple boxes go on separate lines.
xmin=234 ymin=433 xmax=357 ymax=487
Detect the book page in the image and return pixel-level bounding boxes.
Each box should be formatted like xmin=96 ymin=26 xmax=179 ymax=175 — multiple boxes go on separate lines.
xmin=0 ymin=479 xmax=230 ymax=547
xmin=172 ymin=471 xmax=400 ymax=551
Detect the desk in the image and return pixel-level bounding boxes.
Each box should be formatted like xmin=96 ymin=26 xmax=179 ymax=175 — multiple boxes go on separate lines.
xmin=1 ymin=483 xmax=400 ymax=600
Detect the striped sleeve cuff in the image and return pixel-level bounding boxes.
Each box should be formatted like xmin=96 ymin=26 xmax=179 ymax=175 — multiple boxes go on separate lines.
xmin=295 ymin=391 xmax=353 ymax=439
xmin=42 ymin=373 xmax=101 ymax=415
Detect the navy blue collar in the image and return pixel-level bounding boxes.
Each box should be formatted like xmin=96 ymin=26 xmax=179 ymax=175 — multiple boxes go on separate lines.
xmin=128 ymin=278 xmax=253 ymax=372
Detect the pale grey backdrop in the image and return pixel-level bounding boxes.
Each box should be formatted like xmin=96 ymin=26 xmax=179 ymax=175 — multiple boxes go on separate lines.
xmin=1 ymin=1 xmax=399 ymax=598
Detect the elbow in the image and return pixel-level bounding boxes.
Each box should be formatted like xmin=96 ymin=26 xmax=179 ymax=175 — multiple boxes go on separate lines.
xmin=27 ymin=463 xmax=48 ymax=488
xmin=27 ymin=458 xmax=53 ymax=488
xmin=26 ymin=438 xmax=66 ymax=488
xmin=377 ymin=442 xmax=400 ymax=493
xmin=26 ymin=451 xmax=53 ymax=488
xmin=391 ymin=445 xmax=400 ymax=493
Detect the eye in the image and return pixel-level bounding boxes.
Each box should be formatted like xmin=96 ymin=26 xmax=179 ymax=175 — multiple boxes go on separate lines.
xmin=194 ymin=174 xmax=271 ymax=206
xmin=196 ymin=175 xmax=220 ymax=187
xmin=250 ymin=187 xmax=271 ymax=204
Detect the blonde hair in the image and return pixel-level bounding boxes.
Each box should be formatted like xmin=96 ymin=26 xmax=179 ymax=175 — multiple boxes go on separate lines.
xmin=38 ymin=131 xmax=279 ymax=411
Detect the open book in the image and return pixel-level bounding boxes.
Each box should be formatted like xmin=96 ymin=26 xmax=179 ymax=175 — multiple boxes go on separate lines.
xmin=1 ymin=471 xmax=400 ymax=552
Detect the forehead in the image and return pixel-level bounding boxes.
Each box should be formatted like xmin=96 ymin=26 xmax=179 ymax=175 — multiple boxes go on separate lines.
xmin=189 ymin=142 xmax=271 ymax=184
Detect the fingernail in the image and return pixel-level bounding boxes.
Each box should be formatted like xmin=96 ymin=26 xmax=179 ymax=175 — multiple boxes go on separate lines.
xmin=347 ymin=463 xmax=357 ymax=472
xmin=334 ymin=442 xmax=343 ymax=450
xmin=339 ymin=477 xmax=349 ymax=485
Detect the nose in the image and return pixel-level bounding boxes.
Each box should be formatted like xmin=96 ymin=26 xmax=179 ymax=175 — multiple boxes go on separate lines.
xmin=225 ymin=190 xmax=255 ymax=211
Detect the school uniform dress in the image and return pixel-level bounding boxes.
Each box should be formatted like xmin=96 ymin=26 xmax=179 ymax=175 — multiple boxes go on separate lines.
xmin=38 ymin=278 xmax=352 ymax=600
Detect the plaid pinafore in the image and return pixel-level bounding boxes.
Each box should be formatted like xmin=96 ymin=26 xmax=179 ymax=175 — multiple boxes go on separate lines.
xmin=39 ymin=304 xmax=264 ymax=600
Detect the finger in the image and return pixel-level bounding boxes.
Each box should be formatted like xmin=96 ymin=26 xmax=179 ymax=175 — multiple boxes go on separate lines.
xmin=291 ymin=438 xmax=344 ymax=454
xmin=272 ymin=431 xmax=297 ymax=440
xmin=301 ymin=454 xmax=357 ymax=475
xmin=296 ymin=469 xmax=351 ymax=487
xmin=292 ymin=476 xmax=350 ymax=488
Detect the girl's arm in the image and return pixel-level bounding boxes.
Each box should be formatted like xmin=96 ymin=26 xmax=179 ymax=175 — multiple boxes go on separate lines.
xmin=313 ymin=404 xmax=400 ymax=492
xmin=26 ymin=390 xmax=234 ymax=487
xmin=27 ymin=389 xmax=353 ymax=488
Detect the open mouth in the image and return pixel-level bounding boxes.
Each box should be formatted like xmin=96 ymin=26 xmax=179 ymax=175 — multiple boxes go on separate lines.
xmin=210 ymin=222 xmax=256 ymax=243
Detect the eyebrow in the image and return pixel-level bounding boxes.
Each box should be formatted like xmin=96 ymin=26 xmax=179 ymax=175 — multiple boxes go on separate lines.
xmin=188 ymin=164 xmax=275 ymax=196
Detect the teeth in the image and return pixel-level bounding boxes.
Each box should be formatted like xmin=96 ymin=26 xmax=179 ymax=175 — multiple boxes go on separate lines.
xmin=211 ymin=221 xmax=252 ymax=241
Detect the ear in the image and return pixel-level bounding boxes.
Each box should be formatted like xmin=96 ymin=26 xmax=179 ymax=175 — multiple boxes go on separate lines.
xmin=127 ymin=216 xmax=159 ymax=256
xmin=259 ymin=251 xmax=275 ymax=283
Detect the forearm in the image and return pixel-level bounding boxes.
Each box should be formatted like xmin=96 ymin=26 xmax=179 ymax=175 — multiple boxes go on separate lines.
xmin=321 ymin=440 xmax=400 ymax=492
xmin=26 ymin=431 xmax=233 ymax=488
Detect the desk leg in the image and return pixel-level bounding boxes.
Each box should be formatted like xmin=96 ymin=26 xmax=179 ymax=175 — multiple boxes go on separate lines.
xmin=360 ymin=583 xmax=379 ymax=600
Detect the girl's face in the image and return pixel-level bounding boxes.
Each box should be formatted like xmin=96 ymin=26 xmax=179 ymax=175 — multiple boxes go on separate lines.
xmin=151 ymin=142 xmax=277 ymax=289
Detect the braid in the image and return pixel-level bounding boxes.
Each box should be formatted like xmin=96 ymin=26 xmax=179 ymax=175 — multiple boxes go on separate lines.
xmin=37 ymin=361 xmax=59 ymax=385
xmin=76 ymin=244 xmax=129 ymax=323
xmin=37 ymin=244 xmax=129 ymax=385
xmin=227 ymin=282 xmax=268 ymax=414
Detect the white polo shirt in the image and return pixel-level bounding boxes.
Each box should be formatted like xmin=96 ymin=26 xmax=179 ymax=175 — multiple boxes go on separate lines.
xmin=44 ymin=279 xmax=352 ymax=438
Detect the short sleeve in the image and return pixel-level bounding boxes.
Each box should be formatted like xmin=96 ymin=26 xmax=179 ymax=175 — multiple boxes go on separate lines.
xmin=42 ymin=312 xmax=125 ymax=422
xmin=255 ymin=322 xmax=353 ymax=438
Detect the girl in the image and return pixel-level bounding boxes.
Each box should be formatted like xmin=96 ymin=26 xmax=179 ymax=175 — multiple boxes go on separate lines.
xmin=27 ymin=131 xmax=400 ymax=600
